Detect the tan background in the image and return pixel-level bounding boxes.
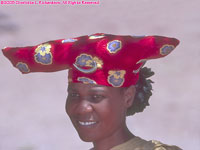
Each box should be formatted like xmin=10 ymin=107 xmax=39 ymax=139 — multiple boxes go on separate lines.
xmin=0 ymin=0 xmax=200 ymax=149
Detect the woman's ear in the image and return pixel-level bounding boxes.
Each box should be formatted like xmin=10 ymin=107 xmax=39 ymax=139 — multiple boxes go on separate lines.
xmin=123 ymin=85 xmax=136 ymax=108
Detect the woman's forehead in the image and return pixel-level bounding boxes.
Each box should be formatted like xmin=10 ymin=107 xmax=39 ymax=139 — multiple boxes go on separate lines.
xmin=67 ymin=82 xmax=124 ymax=92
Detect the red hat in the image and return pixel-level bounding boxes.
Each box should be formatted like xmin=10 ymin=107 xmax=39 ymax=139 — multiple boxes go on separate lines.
xmin=2 ymin=33 xmax=179 ymax=87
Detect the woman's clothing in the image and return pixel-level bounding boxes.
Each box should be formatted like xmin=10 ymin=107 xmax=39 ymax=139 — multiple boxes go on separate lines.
xmin=90 ymin=136 xmax=182 ymax=150
xmin=111 ymin=137 xmax=182 ymax=150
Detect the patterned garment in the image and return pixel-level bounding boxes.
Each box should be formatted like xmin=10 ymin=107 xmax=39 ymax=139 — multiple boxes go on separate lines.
xmin=90 ymin=136 xmax=182 ymax=150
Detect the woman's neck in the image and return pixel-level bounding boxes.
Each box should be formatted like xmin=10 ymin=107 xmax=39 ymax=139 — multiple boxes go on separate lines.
xmin=92 ymin=125 xmax=134 ymax=150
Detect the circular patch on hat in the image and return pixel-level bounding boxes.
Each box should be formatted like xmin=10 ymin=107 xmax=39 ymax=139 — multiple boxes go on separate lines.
xmin=108 ymin=70 xmax=126 ymax=87
xmin=160 ymin=44 xmax=175 ymax=55
xmin=35 ymin=53 xmax=52 ymax=65
xmin=16 ymin=62 xmax=30 ymax=73
xmin=77 ymin=77 xmax=97 ymax=84
xmin=62 ymin=38 xmax=77 ymax=43
xmin=34 ymin=43 xmax=52 ymax=65
xmin=107 ymin=40 xmax=122 ymax=54
xmin=73 ymin=54 xmax=103 ymax=74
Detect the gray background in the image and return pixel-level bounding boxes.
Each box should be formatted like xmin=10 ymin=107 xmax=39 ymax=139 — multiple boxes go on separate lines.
xmin=0 ymin=0 xmax=199 ymax=149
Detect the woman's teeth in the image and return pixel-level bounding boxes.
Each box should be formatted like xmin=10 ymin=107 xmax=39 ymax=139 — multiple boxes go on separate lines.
xmin=79 ymin=121 xmax=97 ymax=126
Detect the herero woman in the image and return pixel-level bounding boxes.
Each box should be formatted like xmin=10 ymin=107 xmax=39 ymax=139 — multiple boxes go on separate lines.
xmin=2 ymin=33 xmax=182 ymax=150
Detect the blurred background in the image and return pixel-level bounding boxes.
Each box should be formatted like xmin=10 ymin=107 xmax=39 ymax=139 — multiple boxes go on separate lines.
xmin=0 ymin=0 xmax=199 ymax=149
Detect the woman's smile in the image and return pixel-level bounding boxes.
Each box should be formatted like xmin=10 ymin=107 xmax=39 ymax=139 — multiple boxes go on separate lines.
xmin=74 ymin=116 xmax=99 ymax=129
xmin=78 ymin=121 xmax=97 ymax=126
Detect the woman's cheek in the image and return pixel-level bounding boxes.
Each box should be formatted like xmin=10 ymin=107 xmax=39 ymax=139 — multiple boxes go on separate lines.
xmin=66 ymin=99 xmax=75 ymax=115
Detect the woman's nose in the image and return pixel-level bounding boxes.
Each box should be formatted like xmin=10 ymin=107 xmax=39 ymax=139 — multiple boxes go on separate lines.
xmin=77 ymin=100 xmax=93 ymax=114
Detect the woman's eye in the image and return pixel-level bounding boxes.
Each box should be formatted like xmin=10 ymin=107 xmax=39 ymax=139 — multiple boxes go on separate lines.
xmin=91 ymin=95 xmax=105 ymax=102
xmin=93 ymin=95 xmax=101 ymax=99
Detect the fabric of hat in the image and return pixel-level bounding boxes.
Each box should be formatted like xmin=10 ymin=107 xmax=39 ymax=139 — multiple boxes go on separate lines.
xmin=2 ymin=33 xmax=179 ymax=87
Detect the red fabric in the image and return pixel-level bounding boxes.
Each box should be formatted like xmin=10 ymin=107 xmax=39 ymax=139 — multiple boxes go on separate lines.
xmin=2 ymin=33 xmax=179 ymax=87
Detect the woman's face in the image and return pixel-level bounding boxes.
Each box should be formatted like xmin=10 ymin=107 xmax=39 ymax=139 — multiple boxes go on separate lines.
xmin=65 ymin=83 xmax=134 ymax=142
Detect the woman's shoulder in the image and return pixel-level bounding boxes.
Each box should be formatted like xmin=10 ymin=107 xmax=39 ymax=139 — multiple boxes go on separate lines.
xmin=110 ymin=136 xmax=182 ymax=150
xmin=150 ymin=140 xmax=183 ymax=150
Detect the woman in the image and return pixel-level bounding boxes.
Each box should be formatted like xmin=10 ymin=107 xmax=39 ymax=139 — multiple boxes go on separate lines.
xmin=2 ymin=33 xmax=182 ymax=150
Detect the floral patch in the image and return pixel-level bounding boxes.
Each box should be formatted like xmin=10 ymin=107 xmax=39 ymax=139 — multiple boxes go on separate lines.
xmin=62 ymin=38 xmax=77 ymax=43
xmin=34 ymin=43 xmax=52 ymax=65
xmin=16 ymin=62 xmax=30 ymax=73
xmin=77 ymin=77 xmax=97 ymax=84
xmin=160 ymin=44 xmax=175 ymax=55
xmin=76 ymin=54 xmax=95 ymax=67
xmin=107 ymin=40 xmax=122 ymax=54
xmin=108 ymin=70 xmax=126 ymax=87
xmin=73 ymin=54 xmax=103 ymax=73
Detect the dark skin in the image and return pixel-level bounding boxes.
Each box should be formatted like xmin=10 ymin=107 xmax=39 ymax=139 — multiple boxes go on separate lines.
xmin=65 ymin=83 xmax=136 ymax=150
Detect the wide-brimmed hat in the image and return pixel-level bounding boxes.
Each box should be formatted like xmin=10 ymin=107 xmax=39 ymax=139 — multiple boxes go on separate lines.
xmin=2 ymin=33 xmax=179 ymax=87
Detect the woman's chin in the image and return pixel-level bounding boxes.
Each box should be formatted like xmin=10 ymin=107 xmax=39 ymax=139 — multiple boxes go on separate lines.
xmin=78 ymin=134 xmax=95 ymax=142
